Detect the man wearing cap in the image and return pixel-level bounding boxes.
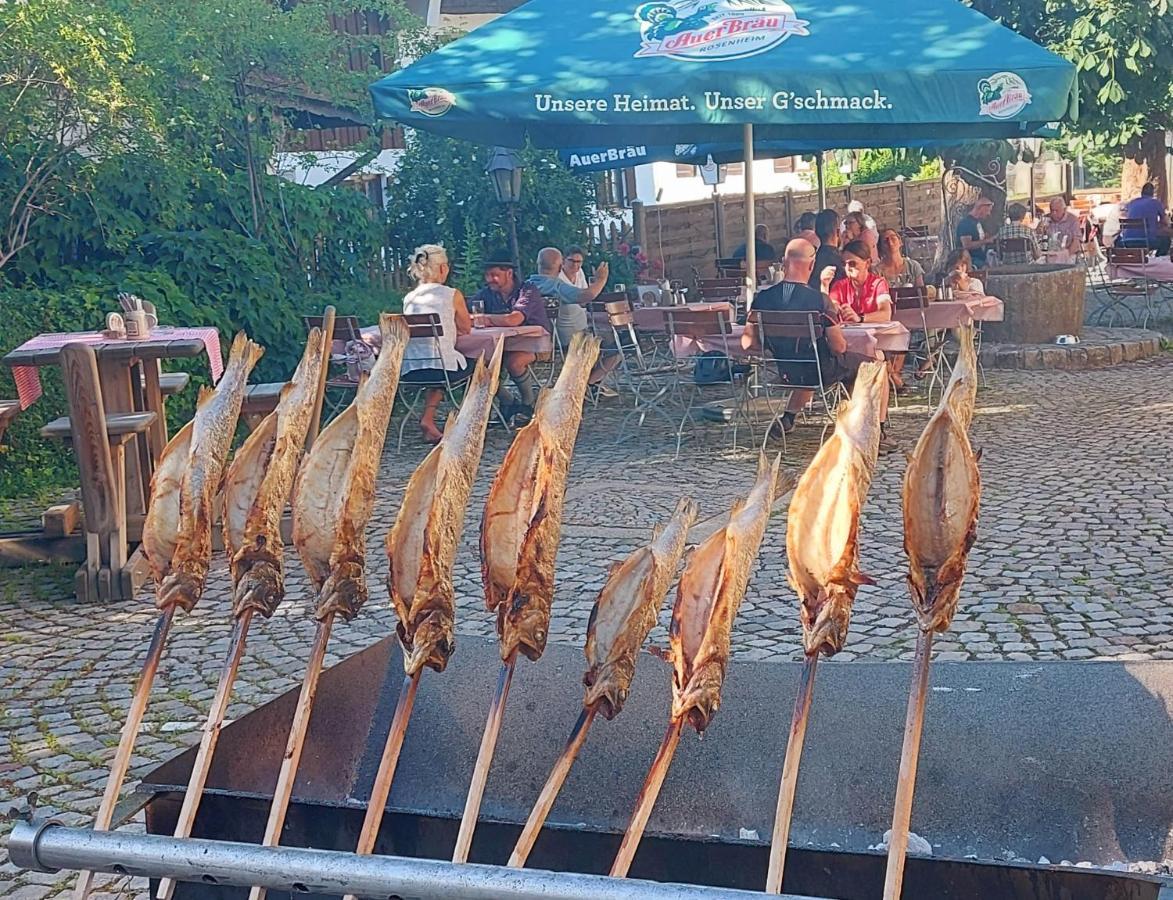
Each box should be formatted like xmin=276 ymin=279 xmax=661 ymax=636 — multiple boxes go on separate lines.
xmin=469 ymin=252 xmax=551 ymax=422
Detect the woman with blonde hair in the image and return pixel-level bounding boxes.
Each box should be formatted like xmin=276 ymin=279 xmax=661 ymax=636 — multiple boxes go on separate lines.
xmin=401 ymin=244 xmax=473 ymax=444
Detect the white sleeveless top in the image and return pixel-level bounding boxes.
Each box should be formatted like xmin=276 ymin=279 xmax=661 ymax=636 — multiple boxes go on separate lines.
xmin=401 ymin=282 xmax=466 ymax=374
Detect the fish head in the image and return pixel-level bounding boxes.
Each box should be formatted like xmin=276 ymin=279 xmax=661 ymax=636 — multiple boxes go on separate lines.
xmin=671 ymin=658 xmax=725 ymax=733
xmin=232 ymin=559 xmax=285 ymax=619
xmin=582 ymin=660 xmax=635 ymax=721
xmin=316 ymin=559 xmax=368 ymax=623
xmin=499 ymin=587 xmax=551 ymax=662
xmin=399 ymin=607 xmax=456 ymax=676
xmin=800 ymin=583 xmax=857 ymax=656
xmin=155 ymin=570 xmax=204 ymax=614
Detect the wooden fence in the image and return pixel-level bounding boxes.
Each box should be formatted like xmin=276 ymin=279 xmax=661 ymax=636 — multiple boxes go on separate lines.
xmin=632 ymin=177 xmax=944 ymax=280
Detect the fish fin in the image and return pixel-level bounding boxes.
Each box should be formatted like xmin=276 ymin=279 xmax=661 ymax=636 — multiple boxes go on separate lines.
xmin=974 ymin=446 xmax=984 ymax=462
xmin=196 ymin=385 xmax=216 ymax=408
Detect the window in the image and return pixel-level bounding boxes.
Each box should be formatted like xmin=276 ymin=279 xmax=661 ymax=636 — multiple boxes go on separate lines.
xmin=725 ymin=162 xmax=744 ymax=176
xmin=675 ymin=164 xmax=698 ymax=179
xmin=773 ymin=156 xmax=796 ymax=174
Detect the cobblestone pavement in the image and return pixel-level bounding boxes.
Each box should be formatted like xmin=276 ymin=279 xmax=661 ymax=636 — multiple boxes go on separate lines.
xmin=2 ymin=353 xmax=1172 ymax=896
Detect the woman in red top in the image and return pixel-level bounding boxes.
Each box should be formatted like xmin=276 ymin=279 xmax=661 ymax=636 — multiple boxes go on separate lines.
xmin=828 ymin=240 xmax=893 ymax=323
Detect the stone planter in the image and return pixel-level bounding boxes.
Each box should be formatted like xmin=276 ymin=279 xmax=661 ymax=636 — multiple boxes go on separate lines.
xmin=982 ymin=264 xmax=1087 ymax=344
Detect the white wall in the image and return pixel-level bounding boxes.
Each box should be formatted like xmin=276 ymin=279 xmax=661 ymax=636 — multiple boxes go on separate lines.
xmin=637 ymin=159 xmax=810 ymax=206
xmin=272 ymin=149 xmax=402 ymax=193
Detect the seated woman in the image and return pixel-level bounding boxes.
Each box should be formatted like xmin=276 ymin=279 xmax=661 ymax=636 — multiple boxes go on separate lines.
xmin=401 ymin=244 xmax=473 ymax=444
xmin=945 ymin=248 xmax=985 ymax=296
xmin=828 ymin=240 xmax=893 ymax=324
xmin=876 ymin=229 xmax=926 ymax=288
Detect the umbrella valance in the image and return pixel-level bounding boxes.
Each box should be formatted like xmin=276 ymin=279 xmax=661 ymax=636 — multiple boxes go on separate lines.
xmin=370 ymin=0 xmax=1077 ymax=148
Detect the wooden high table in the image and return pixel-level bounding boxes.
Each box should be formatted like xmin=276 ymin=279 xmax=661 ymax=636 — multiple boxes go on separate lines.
xmin=2 ymin=328 xmax=222 ymax=594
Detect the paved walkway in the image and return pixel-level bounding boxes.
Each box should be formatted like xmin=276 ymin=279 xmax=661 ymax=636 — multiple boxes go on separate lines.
xmin=2 ymin=353 xmax=1173 ymax=897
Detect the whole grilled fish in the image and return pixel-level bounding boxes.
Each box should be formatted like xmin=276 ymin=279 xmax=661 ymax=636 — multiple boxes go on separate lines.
xmin=292 ymin=314 xmax=408 ymax=622
xmin=583 ymin=498 xmax=698 ymax=720
xmin=787 ymin=361 xmax=886 ymax=657
xmin=669 ymin=455 xmax=781 ymax=732
xmin=388 ymin=340 xmax=504 ymax=676
xmin=222 ymin=329 xmax=326 ymax=619
xmin=903 ymin=326 xmax=981 ymax=633
xmin=480 ymin=332 xmax=601 ymax=662
xmin=143 ymin=332 xmax=263 ymax=612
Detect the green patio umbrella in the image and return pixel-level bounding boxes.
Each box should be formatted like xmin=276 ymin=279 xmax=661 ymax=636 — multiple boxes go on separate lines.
xmin=371 ymin=0 xmax=1077 ymax=277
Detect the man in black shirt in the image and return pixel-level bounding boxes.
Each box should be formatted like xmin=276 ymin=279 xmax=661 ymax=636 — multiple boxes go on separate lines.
xmin=746 ymin=238 xmax=851 ymax=435
xmin=956 ymin=196 xmax=995 ymax=268
xmin=808 ymin=208 xmax=846 ymax=290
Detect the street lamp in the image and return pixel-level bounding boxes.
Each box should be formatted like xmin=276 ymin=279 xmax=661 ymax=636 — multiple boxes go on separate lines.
xmin=486 ymin=146 xmax=524 ymax=268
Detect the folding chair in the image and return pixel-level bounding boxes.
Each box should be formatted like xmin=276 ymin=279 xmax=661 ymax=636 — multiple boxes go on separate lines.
xmin=1102 ymin=247 xmax=1160 ymax=328
xmin=993 ymin=236 xmax=1034 ymax=267
xmin=892 ymin=287 xmax=947 ymax=404
xmin=606 ymin=299 xmax=683 ymax=443
xmin=751 ymin=310 xmax=847 ymax=451
xmin=664 ymin=306 xmax=748 ymax=458
xmin=395 ymin=313 xmax=477 ymax=450
xmin=303 ymin=313 xmax=364 ymax=420
xmin=716 ymin=257 xmax=744 ymax=277
xmin=1116 ymin=217 xmax=1153 ymax=250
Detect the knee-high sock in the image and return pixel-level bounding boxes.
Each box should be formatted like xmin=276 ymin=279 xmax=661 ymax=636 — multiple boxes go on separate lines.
xmin=512 ymin=367 xmax=539 ymax=407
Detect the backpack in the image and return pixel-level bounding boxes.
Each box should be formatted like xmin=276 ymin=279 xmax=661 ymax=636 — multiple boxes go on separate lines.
xmin=693 ymin=351 xmax=731 ymax=385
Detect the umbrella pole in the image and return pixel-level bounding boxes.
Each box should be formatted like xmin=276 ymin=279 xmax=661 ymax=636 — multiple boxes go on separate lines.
xmin=452 ymin=650 xmax=519 ymax=863
xmin=765 ymin=650 xmax=820 ymax=894
xmin=507 ymin=705 xmax=598 ymax=868
xmin=817 ymin=154 xmax=828 ymax=209
xmin=156 ymin=609 xmax=255 ymax=900
xmin=882 ymin=629 xmax=935 ymax=900
xmin=743 ymin=122 xmax=756 ymax=299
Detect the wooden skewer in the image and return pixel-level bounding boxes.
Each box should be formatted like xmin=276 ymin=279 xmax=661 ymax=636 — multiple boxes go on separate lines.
xmin=507 ymin=705 xmax=598 ymax=868
xmin=247 ymin=614 xmax=334 ymax=900
xmin=155 ymin=609 xmax=255 ymax=900
xmin=451 ymin=650 xmax=519 ymax=864
xmin=339 ymin=670 xmax=423 ymax=900
xmin=609 ymin=715 xmax=685 ymax=879
xmin=882 ymin=629 xmax=935 ymax=900
xmin=74 ymin=606 xmax=177 ymax=900
xmin=765 ymin=650 xmax=820 ymax=894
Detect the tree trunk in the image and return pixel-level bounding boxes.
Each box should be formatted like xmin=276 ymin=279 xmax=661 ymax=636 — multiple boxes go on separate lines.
xmin=1121 ymin=129 xmax=1168 ymax=205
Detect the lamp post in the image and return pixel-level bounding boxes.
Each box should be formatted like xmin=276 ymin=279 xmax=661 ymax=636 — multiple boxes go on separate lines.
xmin=487 ymin=146 xmax=524 ymax=269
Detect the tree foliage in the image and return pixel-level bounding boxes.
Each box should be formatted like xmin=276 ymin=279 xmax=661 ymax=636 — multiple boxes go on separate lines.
xmin=384 ymin=131 xmax=597 ymax=290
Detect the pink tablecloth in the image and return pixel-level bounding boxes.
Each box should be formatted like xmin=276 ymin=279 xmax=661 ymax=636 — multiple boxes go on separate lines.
xmin=360 ymin=324 xmax=551 ymax=358
xmin=6 ymin=326 xmax=223 ymax=410
xmin=1111 ymin=258 xmax=1173 ymax=283
xmin=675 ymin=321 xmax=910 ymax=361
xmin=893 ymin=295 xmax=1004 ymax=331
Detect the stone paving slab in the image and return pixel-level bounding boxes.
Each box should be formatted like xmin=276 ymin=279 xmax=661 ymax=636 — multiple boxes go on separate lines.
xmin=2 ymin=352 xmax=1173 ymax=897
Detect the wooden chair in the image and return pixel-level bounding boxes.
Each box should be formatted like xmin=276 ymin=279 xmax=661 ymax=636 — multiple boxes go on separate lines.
xmin=715 ymin=257 xmax=744 ymax=277
xmin=1098 ymin=247 xmax=1160 ymax=327
xmin=1116 ymin=217 xmax=1152 ymax=249
xmin=41 ymin=343 xmax=157 ymax=602
xmin=993 ymin=236 xmax=1034 ymax=264
xmin=240 ymin=309 xmax=338 ymax=438
xmin=0 ymin=400 xmax=19 ymax=446
xmin=395 ymin=312 xmax=478 ymax=450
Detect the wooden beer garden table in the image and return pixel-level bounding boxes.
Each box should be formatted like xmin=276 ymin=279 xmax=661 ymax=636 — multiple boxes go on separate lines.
xmin=1 ymin=327 xmax=222 ymax=596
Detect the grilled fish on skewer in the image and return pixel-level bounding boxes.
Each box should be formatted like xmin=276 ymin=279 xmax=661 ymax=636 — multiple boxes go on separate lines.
xmin=143 ymin=331 xmax=263 ymax=611
xmin=903 ymin=326 xmax=981 ymax=633
xmin=388 ymin=341 xmax=504 ymax=675
xmin=292 ymin=313 xmax=408 ymax=621
xmin=584 ymin=498 xmax=698 ymax=720
xmin=480 ymin=332 xmax=601 ymax=661
xmin=223 ymin=329 xmax=326 ymax=618
xmin=670 ymin=454 xmax=783 ymax=732
xmin=786 ymin=361 xmax=886 ymax=657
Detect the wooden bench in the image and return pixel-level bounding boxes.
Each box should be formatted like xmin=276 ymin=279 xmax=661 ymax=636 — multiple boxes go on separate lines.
xmin=241 ymin=382 xmax=286 ymax=431
xmin=0 ymin=400 xmax=19 ymax=445
xmin=159 ymin=372 xmax=190 ymax=396
xmin=42 ymin=343 xmax=157 ymax=602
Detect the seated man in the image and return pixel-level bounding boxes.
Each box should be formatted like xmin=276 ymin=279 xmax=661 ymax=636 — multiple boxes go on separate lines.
xmin=469 ymin=251 xmax=552 ymax=423
xmin=732 ymin=223 xmax=778 ymax=271
xmin=957 ymin=196 xmax=995 ymax=269
xmin=525 ymin=247 xmax=619 ymax=394
xmin=1037 ymin=196 xmax=1082 ymax=252
xmin=995 ymin=203 xmax=1041 ymax=264
xmin=1120 ymin=183 xmax=1171 ymax=254
xmin=744 ymin=238 xmax=895 ymax=452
